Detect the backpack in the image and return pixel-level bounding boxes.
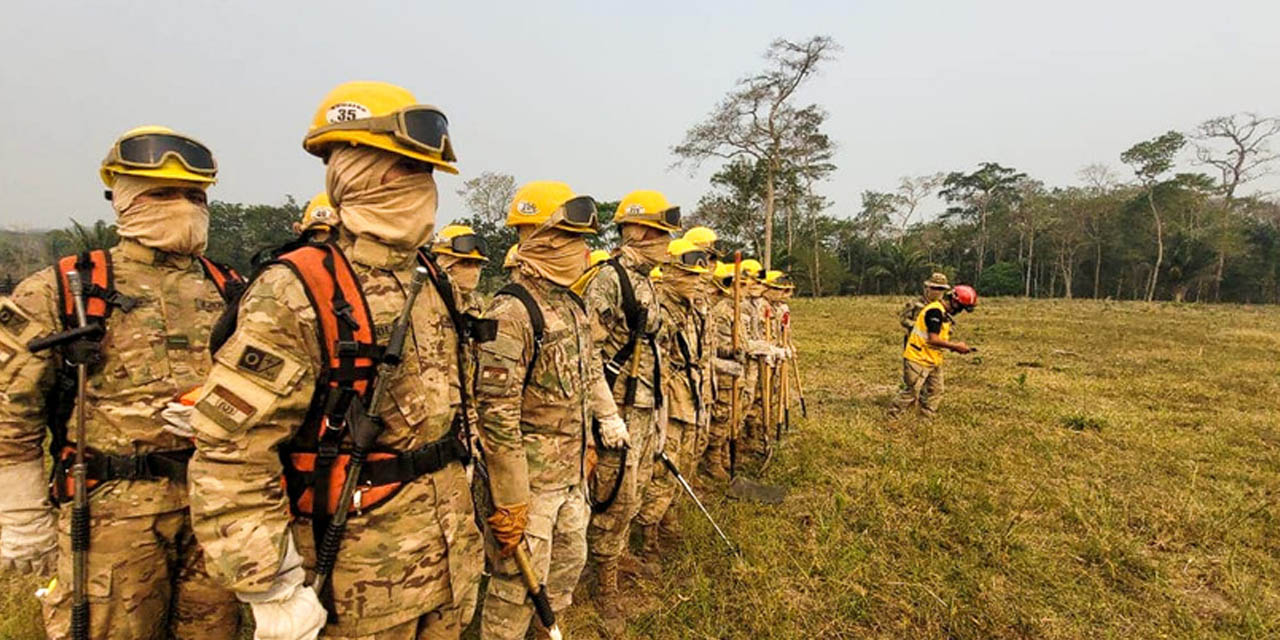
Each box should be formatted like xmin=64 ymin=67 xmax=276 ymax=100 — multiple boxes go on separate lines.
xmin=45 ymin=249 xmax=243 ymax=501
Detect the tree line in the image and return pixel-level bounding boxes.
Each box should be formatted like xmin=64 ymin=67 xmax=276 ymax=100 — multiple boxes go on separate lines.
xmin=5 ymin=36 xmax=1279 ymax=304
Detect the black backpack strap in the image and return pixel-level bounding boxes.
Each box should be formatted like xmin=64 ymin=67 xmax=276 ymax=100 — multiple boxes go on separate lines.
xmin=675 ymin=331 xmax=701 ymax=415
xmin=416 ymin=250 xmax=475 ymax=464
xmin=494 ymin=283 xmax=545 ymax=390
xmin=601 ymin=258 xmax=648 ymax=389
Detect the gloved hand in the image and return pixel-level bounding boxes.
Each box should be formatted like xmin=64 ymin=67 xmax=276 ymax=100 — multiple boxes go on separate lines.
xmin=773 ymin=346 xmax=790 ymax=362
xmin=248 ymin=583 xmax=326 ymax=640
xmin=237 ymin=536 xmax=326 ymax=640
xmin=597 ymin=414 xmax=630 ymax=449
xmin=160 ymin=401 xmax=196 ymax=439
xmin=713 ymin=358 xmax=744 ymax=378
xmin=487 ymin=503 xmax=529 ymax=557
xmin=0 ymin=460 xmax=58 ymax=576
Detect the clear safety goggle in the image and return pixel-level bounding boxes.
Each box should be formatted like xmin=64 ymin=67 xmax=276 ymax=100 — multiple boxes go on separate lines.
xmin=313 ymin=105 xmax=456 ymax=162
xmin=104 ymin=133 xmax=217 ymax=175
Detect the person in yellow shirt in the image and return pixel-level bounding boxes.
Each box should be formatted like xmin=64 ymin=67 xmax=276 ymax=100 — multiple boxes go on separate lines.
xmin=889 ymin=285 xmax=978 ymax=418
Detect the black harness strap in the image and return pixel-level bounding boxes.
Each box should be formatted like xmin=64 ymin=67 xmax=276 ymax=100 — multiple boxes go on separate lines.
xmin=495 ymin=283 xmax=545 ymax=390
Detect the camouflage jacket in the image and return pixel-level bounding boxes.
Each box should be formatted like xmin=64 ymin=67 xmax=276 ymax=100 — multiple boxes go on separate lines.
xmin=583 ymin=252 xmax=665 ymax=409
xmin=0 ymin=239 xmax=226 ymax=519
xmin=899 ymin=295 xmax=928 ymax=331
xmin=657 ymin=285 xmax=710 ymax=425
xmin=187 ymin=232 xmax=481 ymax=634
xmin=474 ymin=273 xmax=606 ymax=508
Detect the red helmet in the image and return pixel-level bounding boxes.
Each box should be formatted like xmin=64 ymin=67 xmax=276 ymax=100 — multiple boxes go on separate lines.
xmin=950 ymin=284 xmax=978 ymax=309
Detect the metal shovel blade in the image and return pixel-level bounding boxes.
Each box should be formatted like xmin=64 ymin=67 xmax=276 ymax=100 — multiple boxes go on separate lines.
xmin=727 ymin=475 xmax=786 ymax=504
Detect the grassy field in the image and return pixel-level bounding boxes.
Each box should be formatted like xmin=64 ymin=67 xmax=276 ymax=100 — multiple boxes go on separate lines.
xmin=3 ymin=296 xmax=1277 ymax=638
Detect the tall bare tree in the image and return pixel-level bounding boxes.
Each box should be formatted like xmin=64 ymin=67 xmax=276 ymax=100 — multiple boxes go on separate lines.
xmin=456 ymin=171 xmax=517 ymax=224
xmin=1192 ymin=113 xmax=1280 ymax=299
xmin=1078 ymin=163 xmax=1122 ymax=298
xmin=1121 ymin=131 xmax=1186 ymax=301
xmin=672 ymin=35 xmax=840 ymax=269
xmin=892 ymin=173 xmax=944 ymax=243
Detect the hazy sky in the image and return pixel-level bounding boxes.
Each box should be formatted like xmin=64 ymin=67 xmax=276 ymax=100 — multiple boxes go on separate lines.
xmin=2 ymin=0 xmax=1278 ymax=230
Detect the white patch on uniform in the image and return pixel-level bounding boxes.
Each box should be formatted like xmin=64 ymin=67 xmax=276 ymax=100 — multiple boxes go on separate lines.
xmin=326 ymin=102 xmax=372 ymax=124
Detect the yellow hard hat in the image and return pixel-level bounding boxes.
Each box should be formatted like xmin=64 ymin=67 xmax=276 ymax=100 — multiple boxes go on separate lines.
xmin=649 ymin=266 xmax=663 ymax=281
xmin=302 ymin=81 xmax=458 ymax=174
xmin=711 ymin=261 xmax=736 ymax=292
xmin=740 ymin=259 xmax=764 ymax=279
xmin=300 ymin=191 xmax=337 ymax=231
xmin=432 ymin=224 xmax=488 ymax=262
xmin=683 ymin=226 xmax=718 ymax=254
xmin=506 ymin=181 xmax=599 ymax=233
xmin=503 ymin=243 xmax=519 ymax=269
xmin=589 ymin=249 xmax=611 ymax=267
xmin=764 ymin=269 xmax=794 ymax=290
xmin=100 ymin=125 xmax=217 ymax=188
xmin=614 ymin=190 xmax=681 ymax=233
xmin=666 ymin=237 xmax=711 ymax=274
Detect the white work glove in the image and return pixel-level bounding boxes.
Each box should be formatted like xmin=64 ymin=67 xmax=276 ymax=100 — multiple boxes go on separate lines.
xmin=713 ymin=358 xmax=744 ymax=378
xmin=0 ymin=460 xmax=58 ymax=576
xmin=160 ymin=401 xmax=196 ymax=439
xmin=597 ymin=414 xmax=630 ymax=450
xmin=238 ymin=536 xmax=326 ymax=640
xmin=773 ymin=346 xmax=790 ymax=362
xmin=746 ymin=340 xmax=773 ymax=358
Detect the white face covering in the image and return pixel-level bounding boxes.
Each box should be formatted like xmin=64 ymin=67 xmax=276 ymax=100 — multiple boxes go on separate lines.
xmin=112 ymin=175 xmax=210 ymax=255
xmin=326 ymin=146 xmax=438 ymax=250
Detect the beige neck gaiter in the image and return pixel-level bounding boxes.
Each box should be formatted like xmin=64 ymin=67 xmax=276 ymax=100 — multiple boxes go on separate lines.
xmin=517 ymin=214 xmax=590 ymax=287
xmin=668 ymin=270 xmax=703 ymax=302
xmin=439 ymin=254 xmax=482 ymax=293
xmin=112 ymin=175 xmax=209 ymax=255
xmin=619 ymin=225 xmax=669 ymax=269
xmin=326 ymin=146 xmax=437 ymax=250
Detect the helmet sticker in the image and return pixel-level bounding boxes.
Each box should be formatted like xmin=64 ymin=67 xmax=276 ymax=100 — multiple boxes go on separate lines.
xmin=517 ymin=201 xmax=538 ymax=215
xmin=326 ymin=102 xmax=372 ymax=124
xmin=312 ymin=207 xmax=335 ymax=221
xmin=626 ymin=204 xmax=645 ymax=215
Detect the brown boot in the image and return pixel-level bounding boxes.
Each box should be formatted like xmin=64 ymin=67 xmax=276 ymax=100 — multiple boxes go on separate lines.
xmin=594 ymin=557 xmax=626 ymax=635
xmin=704 ymin=444 xmax=730 ymax=481
xmin=658 ymin=508 xmax=682 ymax=546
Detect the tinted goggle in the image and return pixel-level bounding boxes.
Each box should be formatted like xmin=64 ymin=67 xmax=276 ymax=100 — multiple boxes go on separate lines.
xmin=674 ymin=249 xmax=711 ymax=269
xmin=314 ymin=105 xmax=456 ymax=162
xmin=559 ymin=196 xmax=600 ymax=231
xmin=636 ymin=206 xmax=681 ymax=229
xmin=445 ymin=234 xmax=487 ymax=257
xmin=105 ymin=133 xmax=217 ymax=175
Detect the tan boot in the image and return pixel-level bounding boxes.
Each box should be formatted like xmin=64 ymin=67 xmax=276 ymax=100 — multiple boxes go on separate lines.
xmin=704 ymin=444 xmax=730 ymax=481
xmin=641 ymin=523 xmax=662 ymax=566
xmin=658 ymin=508 xmax=682 ymax=546
xmin=594 ymin=558 xmax=626 ymax=636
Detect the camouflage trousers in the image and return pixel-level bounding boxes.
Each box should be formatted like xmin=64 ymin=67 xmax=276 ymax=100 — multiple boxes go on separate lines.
xmin=322 ymin=604 xmax=467 ymax=639
xmin=636 ymin=417 xmax=698 ymax=526
xmin=891 ymin=359 xmax=945 ymax=417
xmin=41 ymin=506 xmax=241 ymax=640
xmin=588 ymin=405 xmax=658 ymax=561
xmin=482 ymin=484 xmax=588 ymax=640
xmin=742 ymin=359 xmax=770 ymax=453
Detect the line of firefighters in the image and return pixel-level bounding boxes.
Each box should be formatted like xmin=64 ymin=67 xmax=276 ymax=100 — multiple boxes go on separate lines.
xmin=0 ymin=79 xmax=813 ymax=640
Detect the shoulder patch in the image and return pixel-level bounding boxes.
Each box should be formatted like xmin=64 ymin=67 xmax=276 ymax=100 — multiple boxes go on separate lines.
xmin=237 ymin=345 xmax=285 ymax=381
xmin=197 ymin=384 xmax=258 ymax=432
xmin=0 ymin=302 xmax=30 ymax=337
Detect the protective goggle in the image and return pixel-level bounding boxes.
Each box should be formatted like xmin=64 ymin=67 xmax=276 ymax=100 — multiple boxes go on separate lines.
xmin=634 ymin=206 xmax=681 ymax=229
xmin=313 ymin=105 xmax=456 ymax=162
xmin=559 ymin=196 xmax=600 ymax=231
xmin=443 ymin=233 xmax=487 ymax=257
xmin=674 ymin=249 xmax=711 ymax=270
xmin=104 ymin=133 xmax=217 ymax=175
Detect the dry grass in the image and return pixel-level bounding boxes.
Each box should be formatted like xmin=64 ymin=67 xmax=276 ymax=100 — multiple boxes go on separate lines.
xmin=3 ymin=297 xmax=1278 ymax=638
